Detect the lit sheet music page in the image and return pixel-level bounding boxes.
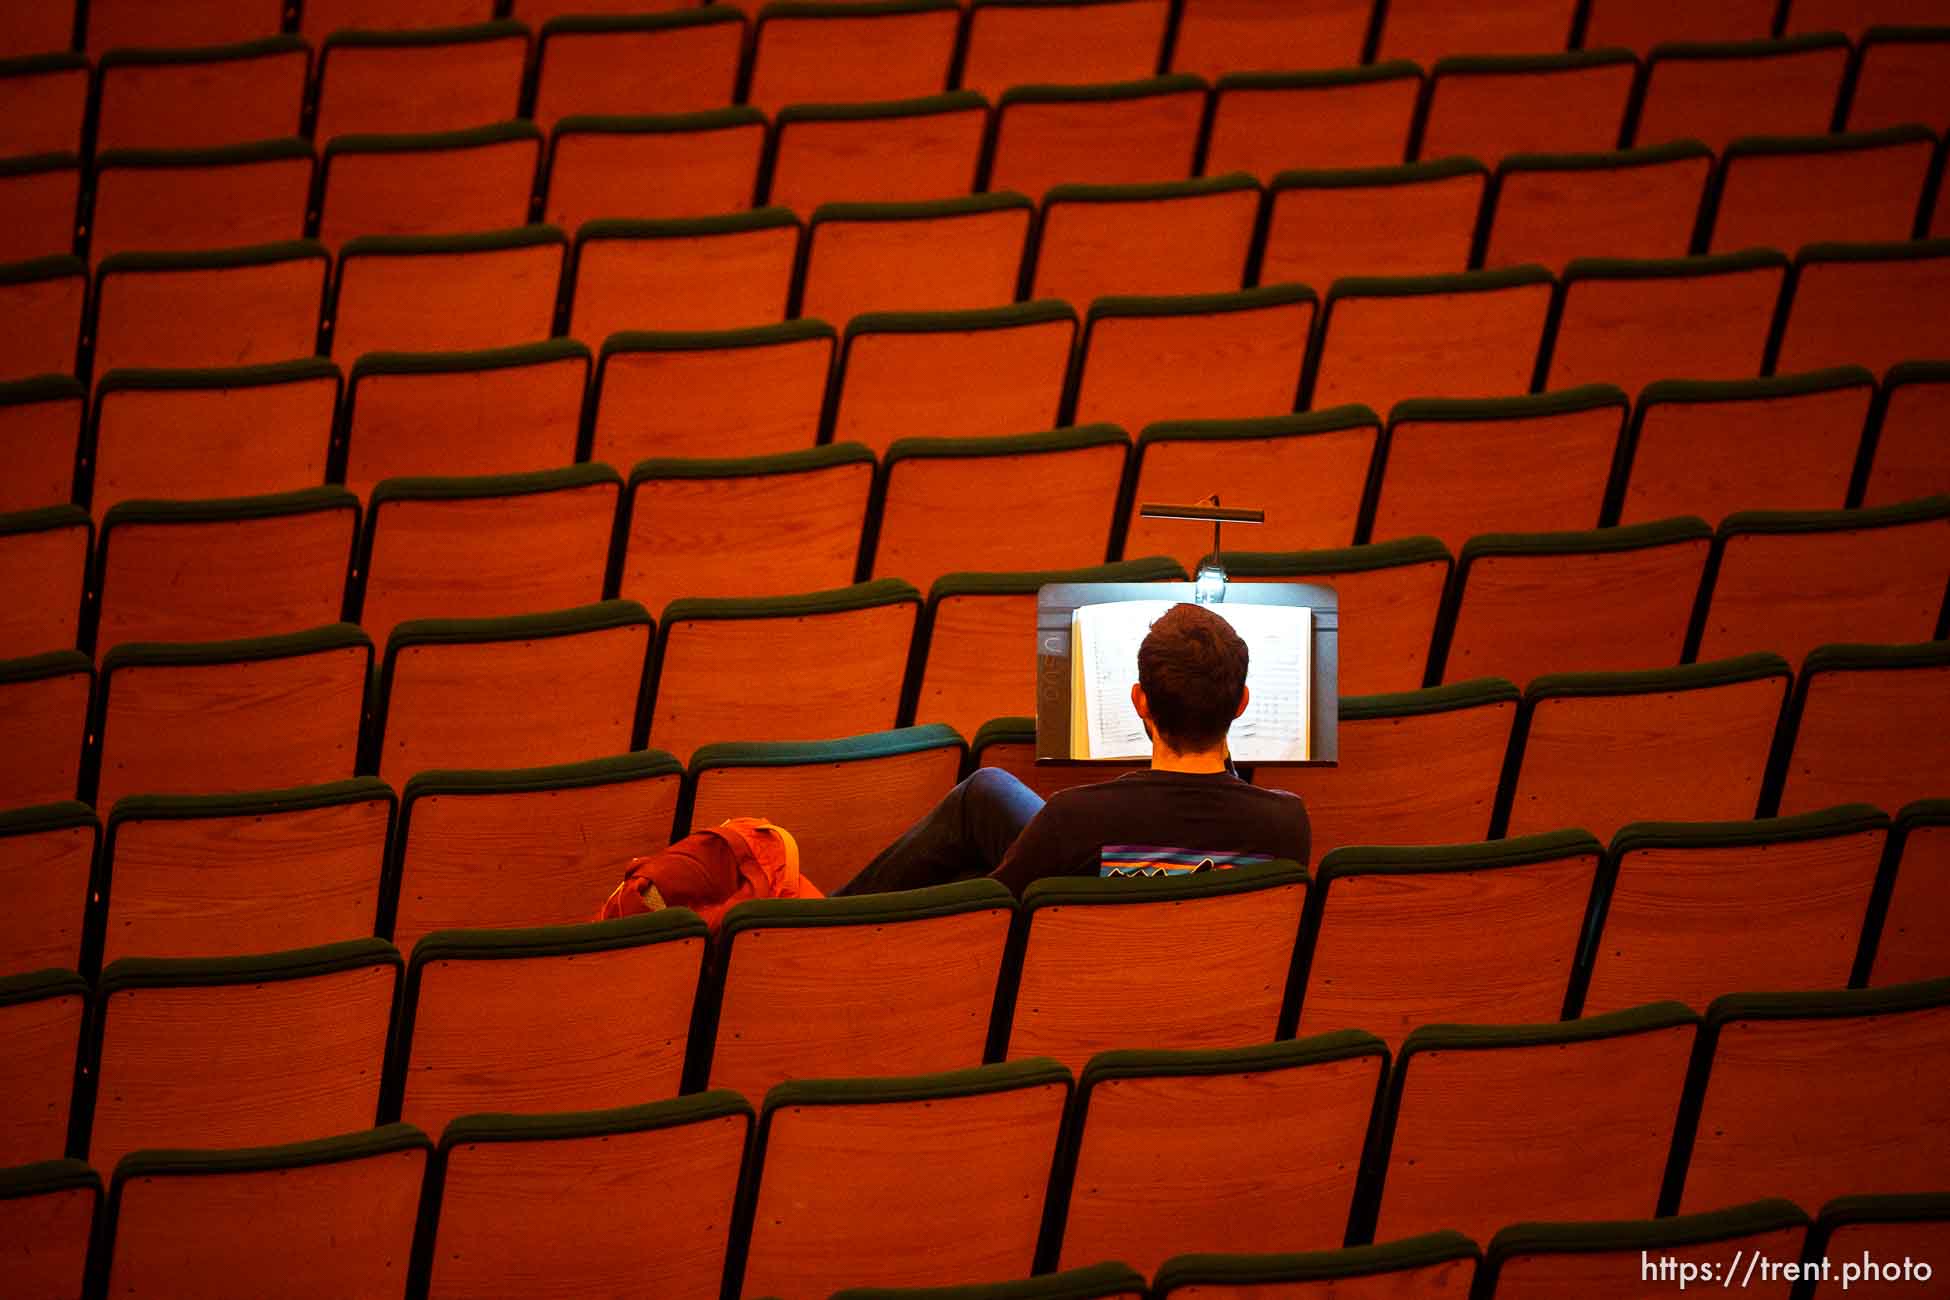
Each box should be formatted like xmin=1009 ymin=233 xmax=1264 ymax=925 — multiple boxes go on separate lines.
xmin=1069 ymin=599 xmax=1311 ymax=761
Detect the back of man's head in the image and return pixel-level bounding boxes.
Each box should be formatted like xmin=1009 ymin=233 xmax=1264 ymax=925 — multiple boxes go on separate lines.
xmin=1136 ymin=603 xmax=1249 ymax=752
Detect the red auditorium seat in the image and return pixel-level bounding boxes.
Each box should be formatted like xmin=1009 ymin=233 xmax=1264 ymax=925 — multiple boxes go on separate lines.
xmin=1846 ymin=26 xmax=1950 ymax=131
xmin=1481 ymin=141 xmax=1713 ymax=268
xmin=1417 ymin=50 xmax=1637 ymax=161
xmin=1170 ymin=0 xmax=1372 ymax=78
xmin=1205 ymin=64 xmax=1424 ymax=175
xmin=1579 ymin=0 xmax=1777 ymax=53
xmin=1375 ymin=0 xmax=1580 ymax=63
xmin=799 ymin=194 xmax=1033 ymax=324
xmin=0 ymin=54 xmax=88 ymax=160
xmin=0 ymin=377 xmax=81 ymax=513
xmin=767 ymin=93 xmax=988 ymax=211
xmin=987 ymin=76 xmax=1207 ymax=194
xmin=542 ymin=109 xmax=766 ymax=227
xmin=958 ymin=0 xmax=1171 ymax=99
xmin=1632 ymin=34 xmax=1850 ymax=154
xmin=315 ymin=123 xmax=543 ymax=252
xmin=311 ymin=23 xmax=530 ymax=142
xmin=88 ymin=141 xmax=315 ymax=264
xmin=529 ymin=10 xmax=746 ymax=129
xmin=84 ymin=0 xmax=284 ymax=54
xmin=0 ymin=156 xmax=79 ymax=266
xmin=590 ymin=323 xmax=834 ymax=465
xmin=1707 ymin=126 xmax=1937 ymax=255
xmin=93 ymin=38 xmax=309 ymax=153
xmin=568 ymin=211 xmax=798 ymax=339
xmin=744 ymin=0 xmax=960 ymax=115
xmin=1259 ymin=159 xmax=1487 ymax=289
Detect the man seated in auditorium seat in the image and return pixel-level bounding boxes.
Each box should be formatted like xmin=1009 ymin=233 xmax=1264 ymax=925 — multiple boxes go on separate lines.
xmin=837 ymin=602 xmax=1310 ymax=897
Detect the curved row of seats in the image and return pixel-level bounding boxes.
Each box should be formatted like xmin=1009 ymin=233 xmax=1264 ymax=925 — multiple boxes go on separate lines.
xmin=5 ymin=934 xmax=1948 ymax=1294
xmin=5 ymin=81 xmax=1948 ymax=272
xmin=6 ymin=4 xmax=1946 ymax=165
xmin=2 ymin=607 xmax=1945 ymax=860
xmin=7 ymin=231 xmax=1950 ymax=433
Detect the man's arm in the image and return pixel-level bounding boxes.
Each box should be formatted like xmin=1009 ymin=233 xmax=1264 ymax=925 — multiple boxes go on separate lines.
xmin=989 ymin=798 xmax=1092 ymax=897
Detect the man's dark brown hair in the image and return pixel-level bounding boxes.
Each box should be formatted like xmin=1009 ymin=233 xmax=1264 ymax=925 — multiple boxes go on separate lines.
xmin=1136 ymin=603 xmax=1249 ymax=751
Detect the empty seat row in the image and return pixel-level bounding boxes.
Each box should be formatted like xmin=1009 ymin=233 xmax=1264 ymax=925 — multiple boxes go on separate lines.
xmin=6 ymin=229 xmax=1950 ymax=431
xmin=6 ymin=1128 xmax=1948 ymax=1300
xmin=8 ymin=331 xmax=1946 ymax=540
xmin=8 ymin=104 xmax=1947 ymax=289
xmin=9 ymin=6 xmax=1949 ymax=170
xmin=4 ymin=945 xmax=1947 ymax=1293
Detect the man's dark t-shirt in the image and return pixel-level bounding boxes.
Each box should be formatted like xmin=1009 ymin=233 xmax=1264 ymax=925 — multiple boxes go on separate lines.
xmin=990 ymin=768 xmax=1310 ymax=896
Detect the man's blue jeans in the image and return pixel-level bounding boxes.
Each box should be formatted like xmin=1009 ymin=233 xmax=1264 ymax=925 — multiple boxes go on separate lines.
xmin=836 ymin=768 xmax=1046 ymax=895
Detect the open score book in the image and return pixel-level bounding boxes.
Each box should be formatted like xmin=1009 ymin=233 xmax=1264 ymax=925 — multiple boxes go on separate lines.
xmin=1068 ymin=600 xmax=1312 ymax=761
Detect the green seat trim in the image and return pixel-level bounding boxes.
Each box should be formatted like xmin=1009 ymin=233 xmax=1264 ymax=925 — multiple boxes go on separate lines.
xmin=971 ymin=716 xmax=1035 ymax=751
xmin=0 ymin=1159 xmax=99 ymax=1201
xmin=0 ymin=649 xmax=91 ymax=686
xmin=368 ymin=462 xmax=620 ymax=507
xmin=323 ymin=120 xmax=541 ymax=158
xmin=0 ymin=800 xmax=96 ymax=837
xmin=1021 ymin=855 xmax=1306 ymax=910
xmin=1138 ymin=405 xmax=1378 ymax=447
xmin=111 ymin=1123 xmax=430 ymax=1183
xmin=0 ymin=374 xmax=83 ymax=406
xmin=1500 ymin=139 xmax=1712 ymax=174
xmin=0 ymin=51 xmax=88 ymax=76
xmin=1154 ymin=1232 xmax=1479 ymax=1291
xmin=1896 ymin=798 xmax=1950 ymax=829
xmin=99 ymin=937 xmax=401 ymax=995
xmin=929 ymin=557 xmax=1185 ymax=600
xmin=601 ymin=320 xmax=834 ymax=358
xmin=1088 ymin=283 xmax=1315 ymax=323
xmin=1327 ymin=263 xmax=1552 ymax=302
xmin=0 ymin=253 xmax=86 ymax=285
xmin=834 ymin=1261 xmax=1148 ymax=1300
xmin=1082 ymin=1029 xmax=1388 ymax=1089
xmin=779 ymin=90 xmax=985 ymax=124
xmin=1885 ymin=359 xmax=1950 ymax=387
xmin=97 ymin=34 xmax=307 ymax=67
xmin=721 ymin=877 xmax=1013 ymax=937
xmin=1271 ymin=156 xmax=1485 ymax=192
xmin=630 ymin=442 xmax=873 ymax=485
xmin=1217 ymin=535 xmax=1451 ymax=577
xmin=441 ymin=1088 xmax=752 ymax=1151
xmin=1044 ymin=171 xmax=1258 ymax=206
xmin=762 ymin=1056 xmax=1072 ymax=1112
xmin=845 ymin=299 xmax=1072 ymax=340
xmin=1320 ymin=828 xmax=1601 ymax=881
xmin=106 ymin=778 xmax=395 ymax=832
xmin=1802 ymin=639 xmax=1950 ymax=675
xmin=1817 ymin=1192 xmax=1950 ymax=1227
xmin=1390 ymin=384 xmax=1626 ymax=425
xmin=689 ymin=721 xmax=961 ymax=776
xmin=0 ymin=502 xmax=88 ymax=537
xmin=1706 ymin=975 xmax=1950 ymax=1026
xmin=1861 ymin=24 xmax=1950 ymax=45
xmin=577 ymin=209 xmax=796 ymax=245
xmin=101 ymin=622 xmax=371 ymax=674
xmin=0 ymin=967 xmax=88 ymax=1007
xmin=1459 ymin=515 xmax=1710 ymax=561
xmin=1718 ymin=493 xmax=1950 ymax=538
xmin=540 ymin=8 xmax=745 ymax=37
xmin=1612 ymin=804 xmax=1888 ymax=858
xmin=320 ymin=20 xmax=527 ymax=50
xmin=1341 ymin=677 xmax=1520 ymax=721
xmin=409 ymin=908 xmax=708 ymax=968
xmin=885 ymin=424 xmax=1128 ymax=464
xmin=94 ymin=357 xmax=340 ymax=396
xmin=662 ymin=578 xmax=920 ymax=625
xmin=1217 ymin=61 xmax=1421 ymax=92
xmin=95 ymin=138 xmax=314 ymax=172
xmin=98 ymin=240 xmax=325 ymax=275
xmin=999 ymin=73 xmax=1207 ymax=106
xmin=1526 ymin=652 xmax=1791 ymax=701
xmin=1637 ymin=366 xmax=1874 ymax=409
xmin=692 ymin=722 xmax=965 ymax=773
xmin=1563 ymin=247 xmax=1787 ymax=282
xmin=402 ymin=748 xmax=683 ymax=802
xmin=385 ymin=599 xmax=652 ymax=651
xmin=1648 ymin=32 xmax=1850 ymax=60
xmin=1486 ymin=1199 xmax=1807 ymax=1261
xmin=812 ymin=191 xmax=1034 ymax=226
xmin=0 ymin=151 xmax=80 ymax=178
xmin=1725 ymin=123 xmax=1936 ymax=160
xmin=1796 ymin=236 xmax=1950 ymax=266
xmin=101 ymin=485 xmax=357 ymax=530
xmin=1433 ymin=47 xmax=1635 ymax=75
xmin=757 ymin=0 xmax=959 ymax=21
xmin=341 ymin=225 xmax=564 ymax=259
xmin=350 ymin=338 xmax=588 ymax=380
xmin=1402 ymin=999 xmax=1699 ymax=1056
xmin=554 ymin=107 xmax=766 ymax=138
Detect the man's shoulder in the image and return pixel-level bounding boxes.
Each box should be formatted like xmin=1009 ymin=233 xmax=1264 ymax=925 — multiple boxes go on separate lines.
xmin=1045 ymin=770 xmax=1305 ymax=812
